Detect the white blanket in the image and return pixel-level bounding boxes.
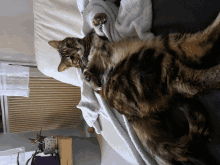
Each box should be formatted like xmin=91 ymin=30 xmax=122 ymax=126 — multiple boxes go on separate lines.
xmin=79 ymin=0 xmax=154 ymax=42
xmin=76 ymin=0 xmax=160 ymax=165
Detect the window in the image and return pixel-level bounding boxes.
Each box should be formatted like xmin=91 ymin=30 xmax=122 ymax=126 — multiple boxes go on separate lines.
xmin=1 ymin=77 xmax=82 ymax=133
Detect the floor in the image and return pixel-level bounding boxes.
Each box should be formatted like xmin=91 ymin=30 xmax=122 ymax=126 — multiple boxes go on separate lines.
xmin=0 ymin=136 xmax=101 ymax=165
xmin=96 ymin=134 xmax=132 ymax=165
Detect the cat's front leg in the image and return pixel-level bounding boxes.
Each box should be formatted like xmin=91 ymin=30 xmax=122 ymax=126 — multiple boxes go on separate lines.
xmin=92 ymin=13 xmax=108 ymax=36
xmin=83 ymin=69 xmax=102 ymax=91
xmin=92 ymin=13 xmax=107 ymax=28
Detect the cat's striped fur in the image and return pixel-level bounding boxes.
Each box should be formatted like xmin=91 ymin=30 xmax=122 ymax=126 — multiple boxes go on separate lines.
xmin=49 ymin=12 xmax=220 ymax=163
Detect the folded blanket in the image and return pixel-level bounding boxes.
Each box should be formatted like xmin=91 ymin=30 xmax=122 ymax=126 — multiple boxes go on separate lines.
xmin=76 ymin=0 xmax=159 ymax=165
xmin=78 ymin=0 xmax=154 ymax=41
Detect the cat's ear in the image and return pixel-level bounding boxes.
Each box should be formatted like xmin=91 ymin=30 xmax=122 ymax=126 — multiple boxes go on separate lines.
xmin=58 ymin=61 xmax=69 ymax=72
xmin=48 ymin=40 xmax=61 ymax=50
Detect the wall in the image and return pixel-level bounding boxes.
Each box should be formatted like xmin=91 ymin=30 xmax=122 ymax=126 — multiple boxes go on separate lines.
xmin=0 ymin=0 xmax=35 ymax=64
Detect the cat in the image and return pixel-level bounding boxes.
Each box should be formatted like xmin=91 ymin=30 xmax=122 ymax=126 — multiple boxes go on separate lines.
xmin=48 ymin=13 xmax=109 ymax=73
xmin=48 ymin=12 xmax=220 ymax=163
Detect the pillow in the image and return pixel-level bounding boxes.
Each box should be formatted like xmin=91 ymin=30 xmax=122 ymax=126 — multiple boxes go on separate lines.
xmin=34 ymin=0 xmax=84 ymax=86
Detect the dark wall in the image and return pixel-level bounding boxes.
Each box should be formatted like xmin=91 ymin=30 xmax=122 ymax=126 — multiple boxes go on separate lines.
xmin=152 ymin=0 xmax=220 ymax=35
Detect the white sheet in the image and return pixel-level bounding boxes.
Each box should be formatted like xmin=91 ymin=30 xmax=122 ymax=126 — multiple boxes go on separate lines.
xmin=0 ymin=0 xmax=35 ymax=64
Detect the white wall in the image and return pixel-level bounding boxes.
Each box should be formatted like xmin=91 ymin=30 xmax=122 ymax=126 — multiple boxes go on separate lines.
xmin=0 ymin=0 xmax=35 ymax=64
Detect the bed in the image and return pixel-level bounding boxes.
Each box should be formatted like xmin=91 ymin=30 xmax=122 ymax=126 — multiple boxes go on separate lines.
xmin=34 ymin=0 xmax=220 ymax=164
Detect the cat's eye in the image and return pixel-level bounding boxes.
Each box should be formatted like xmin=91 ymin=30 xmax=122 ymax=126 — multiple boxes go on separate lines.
xmin=66 ymin=44 xmax=71 ymax=48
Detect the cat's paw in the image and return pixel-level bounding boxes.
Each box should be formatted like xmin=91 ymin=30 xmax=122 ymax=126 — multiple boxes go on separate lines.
xmin=83 ymin=69 xmax=102 ymax=91
xmin=92 ymin=13 xmax=108 ymax=27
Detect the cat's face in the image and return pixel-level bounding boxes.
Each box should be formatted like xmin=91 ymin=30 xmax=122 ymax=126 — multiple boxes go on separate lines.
xmin=48 ymin=37 xmax=84 ymax=72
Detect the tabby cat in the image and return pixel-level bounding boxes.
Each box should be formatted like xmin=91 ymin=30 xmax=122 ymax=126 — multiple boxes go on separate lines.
xmin=49 ymin=12 xmax=220 ymax=163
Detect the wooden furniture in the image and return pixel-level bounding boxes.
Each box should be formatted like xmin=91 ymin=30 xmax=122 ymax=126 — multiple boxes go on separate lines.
xmin=56 ymin=135 xmax=73 ymax=165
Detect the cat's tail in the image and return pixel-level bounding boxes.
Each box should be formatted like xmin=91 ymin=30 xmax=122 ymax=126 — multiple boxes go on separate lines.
xmin=171 ymin=11 xmax=220 ymax=68
xmin=130 ymin=98 xmax=211 ymax=163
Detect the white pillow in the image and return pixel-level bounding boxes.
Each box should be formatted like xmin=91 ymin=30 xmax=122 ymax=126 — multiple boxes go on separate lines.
xmin=34 ymin=0 xmax=84 ymax=86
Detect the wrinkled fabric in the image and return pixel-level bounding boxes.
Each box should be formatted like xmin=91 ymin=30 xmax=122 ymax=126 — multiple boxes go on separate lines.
xmin=79 ymin=0 xmax=154 ymax=41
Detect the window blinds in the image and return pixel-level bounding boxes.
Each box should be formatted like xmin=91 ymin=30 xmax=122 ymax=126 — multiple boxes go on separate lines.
xmin=7 ymin=77 xmax=81 ymax=133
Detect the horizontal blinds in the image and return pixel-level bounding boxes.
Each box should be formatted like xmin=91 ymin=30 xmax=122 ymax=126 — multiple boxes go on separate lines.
xmin=7 ymin=77 xmax=81 ymax=133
